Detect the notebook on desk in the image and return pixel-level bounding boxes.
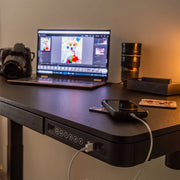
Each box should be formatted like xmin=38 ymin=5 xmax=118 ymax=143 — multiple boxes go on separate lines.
xmin=8 ymin=29 xmax=111 ymax=88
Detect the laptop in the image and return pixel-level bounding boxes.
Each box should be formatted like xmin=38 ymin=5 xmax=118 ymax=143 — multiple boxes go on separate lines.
xmin=8 ymin=29 xmax=111 ymax=88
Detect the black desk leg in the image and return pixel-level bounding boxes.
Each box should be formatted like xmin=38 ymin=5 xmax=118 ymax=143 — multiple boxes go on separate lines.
xmin=7 ymin=119 xmax=23 ymax=180
xmin=165 ymin=151 xmax=180 ymax=170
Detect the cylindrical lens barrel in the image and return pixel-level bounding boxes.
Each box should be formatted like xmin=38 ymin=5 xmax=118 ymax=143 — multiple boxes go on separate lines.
xmin=121 ymin=43 xmax=142 ymax=86
xmin=122 ymin=43 xmax=142 ymax=55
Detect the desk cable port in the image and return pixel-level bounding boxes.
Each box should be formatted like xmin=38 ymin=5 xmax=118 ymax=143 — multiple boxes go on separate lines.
xmin=68 ymin=141 xmax=94 ymax=180
xmin=94 ymin=142 xmax=105 ymax=154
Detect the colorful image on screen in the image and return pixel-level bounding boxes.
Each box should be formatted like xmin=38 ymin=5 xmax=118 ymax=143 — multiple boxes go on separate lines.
xmin=96 ymin=48 xmax=105 ymax=55
xmin=95 ymin=38 xmax=107 ymax=45
xmin=40 ymin=37 xmax=51 ymax=51
xmin=61 ymin=37 xmax=83 ymax=64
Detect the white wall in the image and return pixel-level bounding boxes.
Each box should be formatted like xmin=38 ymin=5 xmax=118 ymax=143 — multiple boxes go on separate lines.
xmin=0 ymin=0 xmax=180 ymax=179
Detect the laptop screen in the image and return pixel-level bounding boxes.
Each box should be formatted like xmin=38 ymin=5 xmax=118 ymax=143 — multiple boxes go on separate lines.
xmin=37 ymin=29 xmax=111 ymax=79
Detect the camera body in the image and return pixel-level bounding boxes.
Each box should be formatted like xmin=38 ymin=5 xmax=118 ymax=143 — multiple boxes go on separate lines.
xmin=0 ymin=43 xmax=35 ymax=79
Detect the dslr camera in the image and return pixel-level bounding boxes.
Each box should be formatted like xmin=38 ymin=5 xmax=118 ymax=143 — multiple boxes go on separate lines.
xmin=0 ymin=43 xmax=35 ymax=79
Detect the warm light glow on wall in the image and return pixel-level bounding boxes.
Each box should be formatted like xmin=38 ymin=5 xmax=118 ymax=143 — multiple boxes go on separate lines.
xmin=140 ymin=25 xmax=180 ymax=82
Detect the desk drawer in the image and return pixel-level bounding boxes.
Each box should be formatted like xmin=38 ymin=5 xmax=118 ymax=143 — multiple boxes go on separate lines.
xmin=0 ymin=101 xmax=44 ymax=133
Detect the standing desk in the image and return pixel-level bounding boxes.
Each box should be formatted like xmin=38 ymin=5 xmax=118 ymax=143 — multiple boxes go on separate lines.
xmin=0 ymin=76 xmax=179 ymax=180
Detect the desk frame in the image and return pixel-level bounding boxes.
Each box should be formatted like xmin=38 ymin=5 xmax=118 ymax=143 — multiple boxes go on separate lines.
xmin=0 ymin=77 xmax=179 ymax=180
xmin=5 ymin=118 xmax=180 ymax=180
xmin=7 ymin=119 xmax=23 ymax=180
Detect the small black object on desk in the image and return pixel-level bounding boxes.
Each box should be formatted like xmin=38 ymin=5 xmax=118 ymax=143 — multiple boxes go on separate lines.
xmin=121 ymin=42 xmax=142 ymax=86
xmin=127 ymin=77 xmax=180 ymax=95
xmin=101 ymin=99 xmax=148 ymax=119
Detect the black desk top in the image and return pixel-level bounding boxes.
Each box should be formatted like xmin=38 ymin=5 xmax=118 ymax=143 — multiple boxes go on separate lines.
xmin=0 ymin=76 xmax=179 ymax=144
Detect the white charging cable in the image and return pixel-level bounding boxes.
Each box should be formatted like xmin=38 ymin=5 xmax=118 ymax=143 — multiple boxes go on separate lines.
xmin=68 ymin=115 xmax=152 ymax=180
xmin=68 ymin=142 xmax=94 ymax=180
xmin=130 ymin=113 xmax=153 ymax=180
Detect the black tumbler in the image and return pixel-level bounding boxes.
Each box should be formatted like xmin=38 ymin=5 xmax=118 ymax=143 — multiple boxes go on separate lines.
xmin=121 ymin=43 xmax=142 ymax=86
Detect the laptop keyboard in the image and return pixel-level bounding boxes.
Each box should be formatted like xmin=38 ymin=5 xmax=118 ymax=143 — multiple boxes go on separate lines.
xmin=7 ymin=76 xmax=105 ymax=88
xmin=36 ymin=77 xmax=96 ymax=85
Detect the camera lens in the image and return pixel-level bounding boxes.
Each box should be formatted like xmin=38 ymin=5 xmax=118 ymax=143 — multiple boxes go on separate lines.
xmin=121 ymin=43 xmax=142 ymax=86
xmin=122 ymin=43 xmax=142 ymax=55
xmin=2 ymin=61 xmax=23 ymax=79
xmin=2 ymin=55 xmax=26 ymax=79
xmin=121 ymin=56 xmax=140 ymax=68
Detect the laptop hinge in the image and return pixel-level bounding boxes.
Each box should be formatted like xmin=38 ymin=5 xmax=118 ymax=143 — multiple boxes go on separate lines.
xmin=93 ymin=79 xmax=102 ymax=82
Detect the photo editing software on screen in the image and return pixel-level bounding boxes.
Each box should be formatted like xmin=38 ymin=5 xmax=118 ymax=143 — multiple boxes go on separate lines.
xmin=37 ymin=30 xmax=111 ymax=78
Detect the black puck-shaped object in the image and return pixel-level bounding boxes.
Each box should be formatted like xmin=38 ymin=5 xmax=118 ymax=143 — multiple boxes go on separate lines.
xmin=121 ymin=56 xmax=140 ymax=69
xmin=121 ymin=42 xmax=142 ymax=86
xmin=121 ymin=67 xmax=139 ymax=85
xmin=122 ymin=43 xmax=142 ymax=55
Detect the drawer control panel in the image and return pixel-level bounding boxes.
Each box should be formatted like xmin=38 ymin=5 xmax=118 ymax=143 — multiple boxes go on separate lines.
xmin=47 ymin=121 xmax=85 ymax=147
xmin=45 ymin=118 xmax=137 ymax=167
